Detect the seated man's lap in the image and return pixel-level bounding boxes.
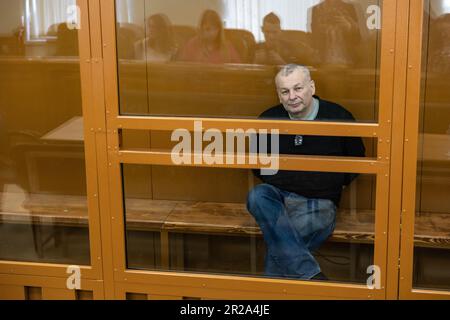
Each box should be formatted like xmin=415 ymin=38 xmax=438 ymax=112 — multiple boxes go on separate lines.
xmin=248 ymin=184 xmax=336 ymax=242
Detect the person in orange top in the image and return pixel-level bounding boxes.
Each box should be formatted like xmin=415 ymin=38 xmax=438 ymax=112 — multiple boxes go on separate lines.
xmin=177 ymin=10 xmax=241 ymax=64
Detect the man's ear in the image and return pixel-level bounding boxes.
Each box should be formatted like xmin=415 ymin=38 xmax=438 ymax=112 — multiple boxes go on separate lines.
xmin=311 ymin=80 xmax=316 ymax=95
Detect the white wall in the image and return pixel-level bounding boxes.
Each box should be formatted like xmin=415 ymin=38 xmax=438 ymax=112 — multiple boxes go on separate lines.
xmin=116 ymin=0 xmax=223 ymax=27
xmin=431 ymin=0 xmax=450 ymax=16
xmin=146 ymin=0 xmax=223 ymax=26
xmin=115 ymin=0 xmax=380 ymax=41
xmin=224 ymin=0 xmax=320 ymax=41
xmin=0 ymin=0 xmax=24 ymax=35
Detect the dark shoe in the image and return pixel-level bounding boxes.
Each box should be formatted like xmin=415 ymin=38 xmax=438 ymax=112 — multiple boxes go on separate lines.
xmin=311 ymin=272 xmax=328 ymax=281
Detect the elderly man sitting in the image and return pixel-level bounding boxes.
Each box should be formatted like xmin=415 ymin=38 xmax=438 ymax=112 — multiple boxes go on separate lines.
xmin=247 ymin=64 xmax=365 ymax=281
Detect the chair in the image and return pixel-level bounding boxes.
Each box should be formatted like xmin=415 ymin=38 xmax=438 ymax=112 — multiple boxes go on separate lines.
xmin=116 ymin=23 xmax=145 ymax=59
xmin=54 ymin=23 xmax=79 ymax=56
xmin=172 ymin=25 xmax=197 ymax=51
xmin=280 ymin=30 xmax=314 ymax=53
xmin=46 ymin=24 xmax=60 ymax=37
xmin=280 ymin=30 xmax=317 ymax=66
xmin=224 ymin=29 xmax=256 ymax=63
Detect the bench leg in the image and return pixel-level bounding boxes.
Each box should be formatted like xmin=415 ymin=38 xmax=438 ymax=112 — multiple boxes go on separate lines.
xmin=170 ymin=233 xmax=185 ymax=271
xmin=250 ymin=235 xmax=257 ymax=274
xmin=160 ymin=230 xmax=170 ymax=269
xmin=53 ymin=226 xmax=69 ymax=259
xmin=31 ymin=224 xmax=44 ymax=259
xmin=350 ymin=243 xmax=360 ymax=281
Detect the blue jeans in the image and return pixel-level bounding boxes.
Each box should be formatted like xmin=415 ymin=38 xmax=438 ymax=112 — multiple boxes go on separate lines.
xmin=247 ymin=184 xmax=336 ymax=280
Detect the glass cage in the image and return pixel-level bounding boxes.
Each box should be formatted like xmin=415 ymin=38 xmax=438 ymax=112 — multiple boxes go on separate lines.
xmin=0 ymin=0 xmax=448 ymax=300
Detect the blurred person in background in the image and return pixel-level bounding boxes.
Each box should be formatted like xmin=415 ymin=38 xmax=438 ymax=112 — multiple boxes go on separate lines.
xmin=177 ymin=9 xmax=241 ymax=64
xmin=135 ymin=13 xmax=177 ymax=62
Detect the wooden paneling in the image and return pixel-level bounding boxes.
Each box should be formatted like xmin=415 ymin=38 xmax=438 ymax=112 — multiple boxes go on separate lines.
xmin=25 ymin=286 xmax=42 ymax=300
xmin=0 ymin=285 xmax=26 ymax=300
xmin=149 ymin=294 xmax=182 ymax=300
xmin=76 ymin=290 xmax=94 ymax=300
xmin=42 ymin=287 xmax=77 ymax=300
xmin=0 ymin=58 xmax=82 ymax=136
xmin=125 ymin=292 xmax=148 ymax=300
xmin=0 ymin=273 xmax=103 ymax=300
xmin=117 ymin=62 xmax=379 ymax=122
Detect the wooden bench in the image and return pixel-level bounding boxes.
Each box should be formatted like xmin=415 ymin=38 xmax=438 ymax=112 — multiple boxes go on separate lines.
xmin=1 ymin=192 xmax=449 ymax=253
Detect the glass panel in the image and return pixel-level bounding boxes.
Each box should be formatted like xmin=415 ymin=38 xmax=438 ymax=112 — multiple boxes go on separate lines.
xmin=123 ymin=164 xmax=376 ymax=284
xmin=115 ymin=0 xmax=381 ymax=122
xmin=413 ymin=0 xmax=450 ymax=290
xmin=0 ymin=0 xmax=90 ymax=265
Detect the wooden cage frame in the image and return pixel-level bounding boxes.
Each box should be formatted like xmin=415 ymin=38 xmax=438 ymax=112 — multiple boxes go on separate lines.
xmin=0 ymin=0 xmax=449 ymax=300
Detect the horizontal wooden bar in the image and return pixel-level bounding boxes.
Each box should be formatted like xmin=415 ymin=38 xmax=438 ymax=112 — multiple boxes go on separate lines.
xmin=408 ymin=289 xmax=450 ymax=299
xmin=112 ymin=116 xmax=381 ymax=138
xmin=0 ymin=273 xmax=105 ymax=299
xmin=0 ymin=261 xmax=98 ymax=279
xmin=114 ymin=270 xmax=384 ymax=300
xmin=115 ymin=150 xmax=384 ymax=174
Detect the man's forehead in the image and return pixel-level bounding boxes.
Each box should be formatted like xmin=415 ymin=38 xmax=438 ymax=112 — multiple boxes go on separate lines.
xmin=276 ymin=70 xmax=310 ymax=87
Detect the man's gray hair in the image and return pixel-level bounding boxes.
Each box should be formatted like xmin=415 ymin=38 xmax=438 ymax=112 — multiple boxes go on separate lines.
xmin=275 ymin=64 xmax=311 ymax=84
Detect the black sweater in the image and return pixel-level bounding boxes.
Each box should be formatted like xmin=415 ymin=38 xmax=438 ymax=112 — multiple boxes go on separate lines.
xmin=254 ymin=97 xmax=366 ymax=206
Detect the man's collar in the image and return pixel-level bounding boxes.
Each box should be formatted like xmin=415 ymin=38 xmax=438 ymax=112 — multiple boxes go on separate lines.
xmin=288 ymin=97 xmax=320 ymax=121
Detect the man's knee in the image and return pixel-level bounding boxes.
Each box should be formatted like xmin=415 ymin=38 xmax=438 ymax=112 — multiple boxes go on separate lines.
xmin=316 ymin=200 xmax=337 ymax=230
xmin=247 ymin=184 xmax=280 ymax=213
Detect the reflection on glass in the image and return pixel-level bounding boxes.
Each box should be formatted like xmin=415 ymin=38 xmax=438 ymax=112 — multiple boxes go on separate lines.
xmin=115 ymin=0 xmax=381 ymax=121
xmin=176 ymin=9 xmax=241 ymax=64
xmin=255 ymin=12 xmax=316 ymax=66
xmin=428 ymin=1 xmax=450 ymax=74
xmin=0 ymin=0 xmax=79 ymax=58
xmin=134 ymin=14 xmax=177 ymax=62
xmin=311 ymin=0 xmax=362 ymax=66
xmin=0 ymin=0 xmax=90 ymax=265
xmin=413 ymin=0 xmax=450 ymax=290
xmin=123 ymin=164 xmax=375 ymax=284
